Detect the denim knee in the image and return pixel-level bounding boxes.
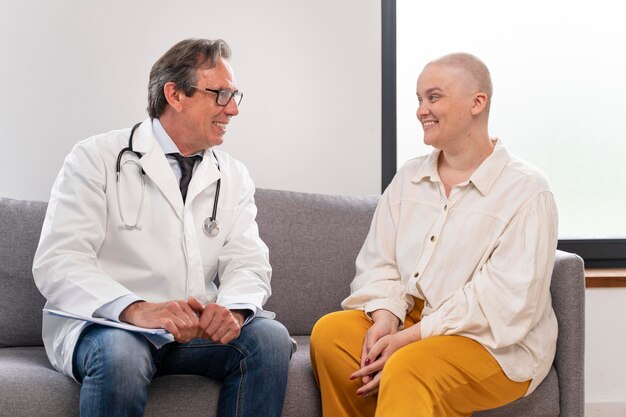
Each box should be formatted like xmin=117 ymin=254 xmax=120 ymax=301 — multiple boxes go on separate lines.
xmin=73 ymin=325 xmax=155 ymax=384
xmin=237 ymin=318 xmax=293 ymax=365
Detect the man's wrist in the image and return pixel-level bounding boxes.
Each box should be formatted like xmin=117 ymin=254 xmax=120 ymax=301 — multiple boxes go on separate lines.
xmin=119 ymin=300 xmax=145 ymax=323
xmin=231 ymin=309 xmax=250 ymax=326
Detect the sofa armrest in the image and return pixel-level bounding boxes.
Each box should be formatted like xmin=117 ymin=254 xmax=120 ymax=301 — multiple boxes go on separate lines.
xmin=551 ymin=250 xmax=585 ymax=417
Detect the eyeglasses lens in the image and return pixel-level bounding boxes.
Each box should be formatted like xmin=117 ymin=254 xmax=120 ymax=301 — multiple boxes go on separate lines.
xmin=220 ymin=91 xmax=242 ymax=106
xmin=217 ymin=91 xmax=231 ymax=106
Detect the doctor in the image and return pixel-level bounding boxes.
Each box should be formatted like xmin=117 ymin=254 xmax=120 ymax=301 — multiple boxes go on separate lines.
xmin=33 ymin=38 xmax=293 ymax=417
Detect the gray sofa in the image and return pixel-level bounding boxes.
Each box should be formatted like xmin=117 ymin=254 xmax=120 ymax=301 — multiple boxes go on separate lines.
xmin=0 ymin=189 xmax=585 ymax=417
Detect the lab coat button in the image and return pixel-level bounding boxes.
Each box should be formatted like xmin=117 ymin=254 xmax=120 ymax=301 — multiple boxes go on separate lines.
xmin=430 ymin=235 xmax=436 ymax=242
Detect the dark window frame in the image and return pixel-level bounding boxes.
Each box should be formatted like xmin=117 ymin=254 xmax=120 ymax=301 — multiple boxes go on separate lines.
xmin=380 ymin=0 xmax=626 ymax=268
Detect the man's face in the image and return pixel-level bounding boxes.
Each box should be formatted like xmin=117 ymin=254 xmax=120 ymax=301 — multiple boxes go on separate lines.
xmin=179 ymin=58 xmax=240 ymax=152
xmin=415 ymin=64 xmax=476 ymax=150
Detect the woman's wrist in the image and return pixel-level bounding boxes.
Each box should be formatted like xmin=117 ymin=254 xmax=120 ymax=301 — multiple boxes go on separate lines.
xmin=371 ymin=309 xmax=401 ymax=327
xmin=399 ymin=323 xmax=421 ymax=343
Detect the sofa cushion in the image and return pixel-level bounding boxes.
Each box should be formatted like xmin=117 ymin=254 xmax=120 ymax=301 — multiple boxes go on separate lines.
xmin=0 ymin=346 xmax=79 ymax=415
xmin=256 ymin=189 xmax=378 ymax=336
xmin=0 ymin=198 xmax=48 ymax=347
xmin=475 ymin=367 xmax=559 ymax=416
xmin=0 ymin=337 xmax=322 ymax=417
xmin=0 ymin=339 xmax=558 ymax=417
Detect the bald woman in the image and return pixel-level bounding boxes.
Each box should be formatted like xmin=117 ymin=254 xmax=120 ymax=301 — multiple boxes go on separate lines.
xmin=310 ymin=53 xmax=558 ymax=417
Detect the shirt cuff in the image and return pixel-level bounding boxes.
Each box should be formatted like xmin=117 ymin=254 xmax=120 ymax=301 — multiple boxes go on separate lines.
xmin=419 ymin=311 xmax=441 ymax=339
xmin=363 ymin=299 xmax=407 ymax=326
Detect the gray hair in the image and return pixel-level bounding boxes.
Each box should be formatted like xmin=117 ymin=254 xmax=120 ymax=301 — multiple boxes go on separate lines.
xmin=147 ymin=38 xmax=231 ymax=118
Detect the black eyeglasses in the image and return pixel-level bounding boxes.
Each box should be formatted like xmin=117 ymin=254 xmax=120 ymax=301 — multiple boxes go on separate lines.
xmin=191 ymin=86 xmax=243 ymax=106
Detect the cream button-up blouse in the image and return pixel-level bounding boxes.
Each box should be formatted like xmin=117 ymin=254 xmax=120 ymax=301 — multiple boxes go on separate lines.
xmin=342 ymin=140 xmax=558 ymax=395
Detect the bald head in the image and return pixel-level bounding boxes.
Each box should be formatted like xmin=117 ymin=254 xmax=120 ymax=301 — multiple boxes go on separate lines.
xmin=426 ymin=53 xmax=493 ymax=113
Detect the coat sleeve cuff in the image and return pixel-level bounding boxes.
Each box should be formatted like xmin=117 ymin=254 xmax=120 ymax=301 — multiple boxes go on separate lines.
xmin=93 ymin=294 xmax=143 ymax=322
xmin=419 ymin=311 xmax=441 ymax=339
xmin=363 ymin=299 xmax=407 ymax=325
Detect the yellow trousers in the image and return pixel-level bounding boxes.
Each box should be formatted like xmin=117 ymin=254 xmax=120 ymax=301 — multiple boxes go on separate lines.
xmin=310 ymin=301 xmax=529 ymax=417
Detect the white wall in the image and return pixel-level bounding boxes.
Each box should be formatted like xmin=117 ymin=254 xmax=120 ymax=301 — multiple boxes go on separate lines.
xmin=0 ymin=0 xmax=381 ymax=201
xmin=585 ymin=288 xmax=626 ymax=404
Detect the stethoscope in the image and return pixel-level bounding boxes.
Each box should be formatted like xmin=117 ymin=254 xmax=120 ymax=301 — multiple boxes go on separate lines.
xmin=115 ymin=122 xmax=221 ymax=237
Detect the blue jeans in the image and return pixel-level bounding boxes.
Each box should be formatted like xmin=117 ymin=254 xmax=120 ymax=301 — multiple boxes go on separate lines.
xmin=72 ymin=318 xmax=293 ymax=417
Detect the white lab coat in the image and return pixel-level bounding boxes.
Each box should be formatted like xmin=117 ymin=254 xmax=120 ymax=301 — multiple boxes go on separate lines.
xmin=32 ymin=119 xmax=273 ymax=378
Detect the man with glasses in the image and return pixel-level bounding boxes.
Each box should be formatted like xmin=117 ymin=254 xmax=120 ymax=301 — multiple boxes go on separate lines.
xmin=33 ymin=38 xmax=293 ymax=417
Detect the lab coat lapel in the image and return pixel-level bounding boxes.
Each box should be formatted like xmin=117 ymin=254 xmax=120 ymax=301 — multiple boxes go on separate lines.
xmin=186 ymin=149 xmax=221 ymax=205
xmin=132 ymin=119 xmax=184 ymax=220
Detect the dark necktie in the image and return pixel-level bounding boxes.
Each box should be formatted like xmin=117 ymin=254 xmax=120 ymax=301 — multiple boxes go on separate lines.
xmin=169 ymin=153 xmax=202 ymax=203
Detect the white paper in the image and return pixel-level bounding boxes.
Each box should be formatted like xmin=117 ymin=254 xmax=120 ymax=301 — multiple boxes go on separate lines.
xmin=43 ymin=308 xmax=175 ymax=344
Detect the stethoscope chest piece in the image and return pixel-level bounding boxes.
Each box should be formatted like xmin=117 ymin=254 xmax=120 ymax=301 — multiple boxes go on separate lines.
xmin=203 ymin=217 xmax=220 ymax=237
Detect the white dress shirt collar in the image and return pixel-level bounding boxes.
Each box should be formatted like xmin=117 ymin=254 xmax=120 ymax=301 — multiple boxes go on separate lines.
xmin=151 ymin=118 xmax=180 ymax=155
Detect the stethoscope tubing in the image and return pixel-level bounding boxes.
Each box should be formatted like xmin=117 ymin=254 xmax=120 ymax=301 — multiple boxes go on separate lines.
xmin=115 ymin=121 xmax=220 ymax=236
xmin=115 ymin=122 xmax=144 ymax=179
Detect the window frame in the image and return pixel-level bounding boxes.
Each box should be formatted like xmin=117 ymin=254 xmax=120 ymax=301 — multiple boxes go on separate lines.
xmin=380 ymin=0 xmax=626 ymax=268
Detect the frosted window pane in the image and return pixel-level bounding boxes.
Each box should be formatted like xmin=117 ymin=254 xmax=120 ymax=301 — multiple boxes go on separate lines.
xmin=396 ymin=0 xmax=626 ymax=238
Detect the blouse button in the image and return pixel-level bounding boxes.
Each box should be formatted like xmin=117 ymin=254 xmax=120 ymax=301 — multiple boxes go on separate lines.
xmin=413 ymin=272 xmax=420 ymax=278
xmin=430 ymin=235 xmax=436 ymax=242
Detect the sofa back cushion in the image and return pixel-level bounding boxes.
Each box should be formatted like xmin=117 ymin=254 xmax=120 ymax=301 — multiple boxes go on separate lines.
xmin=256 ymin=189 xmax=378 ymax=335
xmin=0 ymin=197 xmax=48 ymax=347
